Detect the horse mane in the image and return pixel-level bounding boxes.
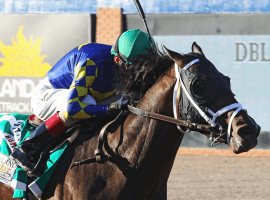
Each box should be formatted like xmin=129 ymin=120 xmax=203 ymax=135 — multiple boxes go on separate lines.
xmin=74 ymin=47 xmax=196 ymax=131
xmin=114 ymin=46 xmax=174 ymax=104
xmin=73 ymin=46 xmax=175 ymax=134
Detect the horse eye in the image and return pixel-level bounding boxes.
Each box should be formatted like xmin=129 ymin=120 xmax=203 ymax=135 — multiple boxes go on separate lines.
xmin=191 ymin=77 xmax=213 ymax=98
xmin=198 ymin=84 xmax=206 ymax=90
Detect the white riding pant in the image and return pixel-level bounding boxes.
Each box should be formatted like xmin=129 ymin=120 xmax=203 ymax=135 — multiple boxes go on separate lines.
xmin=31 ymin=77 xmax=71 ymax=121
xmin=31 ymin=76 xmax=120 ymax=121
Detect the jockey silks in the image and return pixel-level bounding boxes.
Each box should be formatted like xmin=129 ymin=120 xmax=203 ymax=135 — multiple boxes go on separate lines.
xmin=46 ymin=43 xmax=117 ymax=118
xmin=48 ymin=43 xmax=115 ymax=91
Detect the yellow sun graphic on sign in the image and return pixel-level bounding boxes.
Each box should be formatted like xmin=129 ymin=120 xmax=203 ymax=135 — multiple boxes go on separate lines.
xmin=0 ymin=26 xmax=52 ymax=77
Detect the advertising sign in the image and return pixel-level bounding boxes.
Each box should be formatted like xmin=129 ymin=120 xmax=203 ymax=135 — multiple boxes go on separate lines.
xmin=0 ymin=14 xmax=91 ymax=114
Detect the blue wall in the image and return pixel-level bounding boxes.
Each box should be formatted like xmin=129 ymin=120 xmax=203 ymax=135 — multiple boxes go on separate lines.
xmin=1 ymin=0 xmax=270 ymax=14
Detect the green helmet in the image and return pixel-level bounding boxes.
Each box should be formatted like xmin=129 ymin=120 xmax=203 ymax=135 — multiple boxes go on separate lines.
xmin=111 ymin=29 xmax=155 ymax=64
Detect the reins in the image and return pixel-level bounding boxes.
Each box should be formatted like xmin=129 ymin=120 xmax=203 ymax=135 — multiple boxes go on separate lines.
xmin=70 ymin=105 xmax=221 ymax=168
xmin=127 ymin=105 xmax=221 ymax=133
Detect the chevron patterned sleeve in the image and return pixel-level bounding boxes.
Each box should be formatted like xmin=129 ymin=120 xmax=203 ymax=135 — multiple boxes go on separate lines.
xmin=65 ymin=59 xmax=109 ymax=119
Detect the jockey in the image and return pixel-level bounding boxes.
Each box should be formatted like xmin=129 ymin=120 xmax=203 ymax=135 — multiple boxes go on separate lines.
xmin=10 ymin=28 xmax=156 ymax=174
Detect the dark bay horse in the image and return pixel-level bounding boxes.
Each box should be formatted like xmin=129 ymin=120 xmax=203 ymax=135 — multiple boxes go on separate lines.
xmin=0 ymin=42 xmax=260 ymax=200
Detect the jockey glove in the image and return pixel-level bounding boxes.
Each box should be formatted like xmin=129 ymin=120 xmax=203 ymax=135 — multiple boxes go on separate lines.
xmin=108 ymin=96 xmax=129 ymax=114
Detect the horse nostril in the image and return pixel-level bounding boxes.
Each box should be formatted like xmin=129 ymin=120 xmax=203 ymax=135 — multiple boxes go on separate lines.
xmin=236 ymin=125 xmax=254 ymax=141
xmin=235 ymin=124 xmax=259 ymax=149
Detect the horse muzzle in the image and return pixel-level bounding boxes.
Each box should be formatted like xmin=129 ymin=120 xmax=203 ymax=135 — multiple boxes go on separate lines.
xmin=231 ymin=123 xmax=261 ymax=154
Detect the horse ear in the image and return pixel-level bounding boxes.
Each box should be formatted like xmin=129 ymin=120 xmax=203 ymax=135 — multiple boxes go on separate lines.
xmin=163 ymin=45 xmax=184 ymax=67
xmin=192 ymin=42 xmax=205 ymax=56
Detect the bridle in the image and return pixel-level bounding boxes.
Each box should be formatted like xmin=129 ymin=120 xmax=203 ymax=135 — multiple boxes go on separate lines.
xmin=172 ymin=60 xmax=245 ymax=145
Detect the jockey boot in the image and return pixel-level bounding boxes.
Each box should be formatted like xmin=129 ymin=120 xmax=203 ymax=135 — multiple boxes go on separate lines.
xmin=10 ymin=112 xmax=66 ymax=174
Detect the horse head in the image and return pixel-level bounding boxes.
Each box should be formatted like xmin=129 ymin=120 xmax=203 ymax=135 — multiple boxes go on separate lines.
xmin=164 ymin=42 xmax=260 ymax=154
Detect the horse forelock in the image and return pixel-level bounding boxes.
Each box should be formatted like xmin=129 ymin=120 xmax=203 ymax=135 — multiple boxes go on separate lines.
xmin=114 ymin=47 xmax=174 ymax=105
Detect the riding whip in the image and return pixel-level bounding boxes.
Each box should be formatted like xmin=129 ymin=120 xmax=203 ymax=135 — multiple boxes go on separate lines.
xmin=133 ymin=0 xmax=156 ymax=52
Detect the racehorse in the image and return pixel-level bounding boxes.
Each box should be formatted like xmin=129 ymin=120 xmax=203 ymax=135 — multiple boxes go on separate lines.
xmin=0 ymin=42 xmax=260 ymax=200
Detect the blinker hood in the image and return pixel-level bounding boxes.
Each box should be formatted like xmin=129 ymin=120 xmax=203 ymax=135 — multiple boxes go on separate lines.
xmin=178 ymin=53 xmax=234 ymax=123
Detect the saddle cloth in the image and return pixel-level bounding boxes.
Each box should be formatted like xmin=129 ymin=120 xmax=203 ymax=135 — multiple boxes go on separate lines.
xmin=0 ymin=113 xmax=70 ymax=199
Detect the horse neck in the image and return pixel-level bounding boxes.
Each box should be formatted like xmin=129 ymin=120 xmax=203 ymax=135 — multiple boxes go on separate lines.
xmin=118 ymin=66 xmax=184 ymax=180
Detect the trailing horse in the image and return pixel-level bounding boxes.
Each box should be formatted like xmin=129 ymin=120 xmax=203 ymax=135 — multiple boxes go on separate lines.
xmin=0 ymin=43 xmax=260 ymax=200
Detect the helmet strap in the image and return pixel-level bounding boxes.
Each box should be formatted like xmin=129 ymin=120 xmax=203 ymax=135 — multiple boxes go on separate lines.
xmin=114 ymin=35 xmax=132 ymax=65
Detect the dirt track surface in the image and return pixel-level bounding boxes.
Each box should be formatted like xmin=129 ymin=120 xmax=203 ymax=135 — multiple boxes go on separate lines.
xmin=168 ymin=149 xmax=270 ymax=200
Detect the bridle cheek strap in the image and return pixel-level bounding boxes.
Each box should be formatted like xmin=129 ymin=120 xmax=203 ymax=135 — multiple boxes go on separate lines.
xmin=174 ymin=62 xmax=212 ymax=124
xmin=173 ymin=61 xmax=181 ymax=129
xmin=173 ymin=62 xmax=246 ymax=144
